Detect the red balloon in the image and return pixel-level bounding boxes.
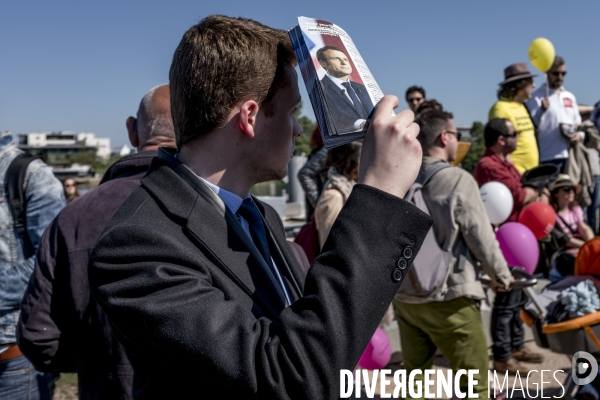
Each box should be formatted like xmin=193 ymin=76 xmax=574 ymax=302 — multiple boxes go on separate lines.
xmin=518 ymin=202 xmax=556 ymax=240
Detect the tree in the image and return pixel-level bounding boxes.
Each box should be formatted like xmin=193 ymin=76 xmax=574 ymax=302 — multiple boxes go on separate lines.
xmin=461 ymin=121 xmax=486 ymax=174
xmin=294 ymin=101 xmax=316 ymax=156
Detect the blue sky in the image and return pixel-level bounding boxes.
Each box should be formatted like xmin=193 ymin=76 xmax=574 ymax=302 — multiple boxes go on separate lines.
xmin=2 ymin=1 xmax=599 ymax=148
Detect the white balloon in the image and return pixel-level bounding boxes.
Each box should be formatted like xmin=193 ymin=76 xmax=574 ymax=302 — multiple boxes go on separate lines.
xmin=479 ymin=181 xmax=514 ymax=225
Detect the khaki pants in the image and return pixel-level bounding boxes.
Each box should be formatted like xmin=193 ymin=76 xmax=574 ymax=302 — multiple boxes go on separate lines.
xmin=393 ymin=297 xmax=489 ymax=399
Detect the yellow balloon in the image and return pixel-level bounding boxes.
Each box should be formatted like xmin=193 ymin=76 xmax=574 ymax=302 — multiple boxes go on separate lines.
xmin=528 ymin=38 xmax=555 ymax=72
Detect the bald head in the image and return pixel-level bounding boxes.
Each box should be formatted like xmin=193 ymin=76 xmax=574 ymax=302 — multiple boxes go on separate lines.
xmin=126 ymin=84 xmax=176 ymax=151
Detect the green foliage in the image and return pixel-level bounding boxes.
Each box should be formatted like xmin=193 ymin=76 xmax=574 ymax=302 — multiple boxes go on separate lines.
xmin=461 ymin=121 xmax=486 ymax=174
xmin=293 ymin=101 xmax=316 ymax=156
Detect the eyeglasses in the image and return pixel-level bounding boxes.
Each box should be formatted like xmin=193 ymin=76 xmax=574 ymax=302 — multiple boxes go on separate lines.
xmin=551 ymin=71 xmax=567 ymax=77
xmin=559 ymin=186 xmax=574 ymax=193
xmin=502 ymin=131 xmax=518 ymax=138
xmin=407 ymin=97 xmax=424 ymax=103
xmin=445 ymin=130 xmax=462 ymax=141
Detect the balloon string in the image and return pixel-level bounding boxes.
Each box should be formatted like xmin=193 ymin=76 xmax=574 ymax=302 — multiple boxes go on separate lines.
xmin=545 ymin=75 xmax=549 ymax=98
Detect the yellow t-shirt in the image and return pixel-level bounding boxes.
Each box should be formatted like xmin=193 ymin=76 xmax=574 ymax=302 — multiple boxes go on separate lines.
xmin=488 ymin=98 xmax=539 ymax=173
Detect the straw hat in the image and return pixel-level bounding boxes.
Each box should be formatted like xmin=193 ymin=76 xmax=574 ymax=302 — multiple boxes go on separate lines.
xmin=551 ymin=173 xmax=582 ymax=195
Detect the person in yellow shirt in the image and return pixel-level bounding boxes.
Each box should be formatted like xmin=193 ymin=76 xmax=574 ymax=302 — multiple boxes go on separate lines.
xmin=489 ymin=63 xmax=539 ymax=173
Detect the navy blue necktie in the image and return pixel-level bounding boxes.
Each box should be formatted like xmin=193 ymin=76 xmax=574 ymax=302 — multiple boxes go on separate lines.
xmin=342 ymin=82 xmax=368 ymax=119
xmin=237 ymin=198 xmax=288 ymax=305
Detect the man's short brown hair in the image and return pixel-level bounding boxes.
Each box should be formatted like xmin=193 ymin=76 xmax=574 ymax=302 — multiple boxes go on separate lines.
xmin=415 ymin=110 xmax=454 ymax=151
xmin=169 ymin=15 xmax=297 ymax=148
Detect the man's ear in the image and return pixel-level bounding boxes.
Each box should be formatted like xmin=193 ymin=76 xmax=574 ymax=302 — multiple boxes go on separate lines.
xmin=318 ymin=60 xmax=328 ymax=71
xmin=438 ymin=130 xmax=448 ymax=147
xmin=126 ymin=116 xmax=139 ymax=148
xmin=237 ymin=99 xmax=260 ymax=138
xmin=496 ymin=135 xmax=506 ymax=147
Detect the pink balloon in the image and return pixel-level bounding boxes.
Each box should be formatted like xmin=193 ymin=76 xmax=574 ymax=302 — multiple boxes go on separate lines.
xmin=358 ymin=328 xmax=391 ymax=370
xmin=495 ymin=222 xmax=539 ymax=275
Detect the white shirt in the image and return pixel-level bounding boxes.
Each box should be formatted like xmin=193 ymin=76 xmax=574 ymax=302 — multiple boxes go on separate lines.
xmin=326 ymin=73 xmax=366 ymax=130
xmin=198 ymin=176 xmax=292 ymax=305
xmin=526 ymin=84 xmax=583 ymax=161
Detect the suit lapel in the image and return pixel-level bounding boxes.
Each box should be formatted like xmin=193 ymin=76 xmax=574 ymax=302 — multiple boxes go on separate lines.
xmin=323 ymin=75 xmax=355 ymax=108
xmin=142 ymin=149 xmax=286 ymax=318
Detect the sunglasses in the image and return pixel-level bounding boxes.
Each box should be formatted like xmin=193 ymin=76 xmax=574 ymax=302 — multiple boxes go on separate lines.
xmin=551 ymin=71 xmax=567 ymax=77
xmin=445 ymin=130 xmax=462 ymax=141
xmin=502 ymin=131 xmax=518 ymax=138
xmin=559 ymin=186 xmax=574 ymax=193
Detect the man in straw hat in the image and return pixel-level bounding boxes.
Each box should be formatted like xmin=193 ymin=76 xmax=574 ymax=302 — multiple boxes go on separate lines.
xmin=489 ymin=63 xmax=539 ymax=173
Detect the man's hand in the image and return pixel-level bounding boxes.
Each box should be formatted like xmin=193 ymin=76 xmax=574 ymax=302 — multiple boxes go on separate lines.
xmin=491 ymin=276 xmax=513 ymax=293
xmin=541 ymin=96 xmax=549 ymax=111
xmin=358 ymin=95 xmax=421 ymax=198
xmin=569 ymin=133 xmax=582 ymax=145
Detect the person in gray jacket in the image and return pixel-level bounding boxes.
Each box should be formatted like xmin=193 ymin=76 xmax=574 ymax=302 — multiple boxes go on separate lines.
xmin=0 ymin=130 xmax=65 ymax=399
xmin=394 ymin=110 xmax=512 ymax=398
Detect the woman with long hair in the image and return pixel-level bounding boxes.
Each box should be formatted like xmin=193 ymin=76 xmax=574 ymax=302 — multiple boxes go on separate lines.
xmin=63 ymin=178 xmax=80 ymax=203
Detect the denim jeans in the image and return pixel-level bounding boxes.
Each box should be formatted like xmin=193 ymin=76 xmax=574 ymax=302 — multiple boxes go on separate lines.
xmin=587 ymin=175 xmax=600 ymax=235
xmin=491 ymin=289 xmax=528 ymax=361
xmin=0 ymin=355 xmax=58 ymax=400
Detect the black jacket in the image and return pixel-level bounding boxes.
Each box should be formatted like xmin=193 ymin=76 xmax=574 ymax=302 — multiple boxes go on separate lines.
xmin=88 ymin=148 xmax=432 ymax=399
xmin=18 ymin=150 xmax=161 ymax=400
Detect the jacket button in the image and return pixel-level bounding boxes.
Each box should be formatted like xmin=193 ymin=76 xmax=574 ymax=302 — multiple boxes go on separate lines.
xmin=403 ymin=247 xmax=413 ymax=259
xmin=392 ymin=268 xmax=403 ymax=282
xmin=397 ymin=258 xmax=407 ymax=270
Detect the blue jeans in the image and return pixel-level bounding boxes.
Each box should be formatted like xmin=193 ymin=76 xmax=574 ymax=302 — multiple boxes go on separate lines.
xmin=587 ymin=175 xmax=600 ymax=235
xmin=0 ymin=355 xmax=58 ymax=400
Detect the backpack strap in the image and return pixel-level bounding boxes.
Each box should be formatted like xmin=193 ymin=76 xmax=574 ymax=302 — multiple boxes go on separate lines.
xmin=5 ymin=154 xmax=42 ymax=259
xmin=417 ymin=161 xmax=452 ymax=187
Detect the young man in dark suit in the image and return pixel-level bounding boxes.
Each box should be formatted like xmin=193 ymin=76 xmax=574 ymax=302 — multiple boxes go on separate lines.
xmin=317 ymin=45 xmax=375 ymax=134
xmin=89 ymin=15 xmax=431 ymax=399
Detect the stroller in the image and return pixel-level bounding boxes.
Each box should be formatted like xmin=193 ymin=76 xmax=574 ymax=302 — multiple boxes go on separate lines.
xmin=516 ymin=237 xmax=600 ymax=400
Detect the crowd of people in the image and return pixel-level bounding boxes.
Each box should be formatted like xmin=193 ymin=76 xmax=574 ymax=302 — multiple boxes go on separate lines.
xmin=298 ymin=57 xmax=600 ymax=395
xmin=1 ymin=13 xmax=600 ymax=400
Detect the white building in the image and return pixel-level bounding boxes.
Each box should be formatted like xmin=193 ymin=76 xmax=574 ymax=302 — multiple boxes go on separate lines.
xmin=18 ymin=131 xmax=111 ymax=160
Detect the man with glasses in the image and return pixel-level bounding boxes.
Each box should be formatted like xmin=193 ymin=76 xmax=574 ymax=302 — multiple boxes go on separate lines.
xmin=526 ymin=56 xmax=583 ymax=172
xmin=475 ymin=118 xmax=543 ymax=222
xmin=317 ymin=46 xmax=374 ymax=134
xmin=394 ymin=110 xmax=511 ymax=397
xmin=474 ymin=119 xmax=546 ymax=375
xmin=405 ymin=85 xmax=426 ymax=113
xmin=489 ymin=63 xmax=539 ymax=173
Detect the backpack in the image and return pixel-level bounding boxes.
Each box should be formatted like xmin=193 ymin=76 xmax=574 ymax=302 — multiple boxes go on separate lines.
xmin=396 ymin=162 xmax=454 ymax=297
xmin=294 ymin=215 xmax=319 ymax=264
xmin=5 ymin=154 xmax=41 ymax=259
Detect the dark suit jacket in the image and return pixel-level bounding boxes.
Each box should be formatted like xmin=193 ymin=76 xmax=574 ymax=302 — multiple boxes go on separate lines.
xmin=88 ymin=148 xmax=432 ymax=399
xmin=320 ymin=74 xmax=375 ymax=134
xmin=18 ymin=151 xmax=161 ymax=400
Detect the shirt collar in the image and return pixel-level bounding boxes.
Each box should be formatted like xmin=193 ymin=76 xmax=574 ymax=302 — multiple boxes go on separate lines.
xmin=173 ymin=152 xmax=250 ymax=214
xmin=327 ymin=73 xmax=350 ymax=86
xmin=197 ymin=176 xmax=249 ymax=214
xmin=483 ymin=148 xmax=511 ymax=165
